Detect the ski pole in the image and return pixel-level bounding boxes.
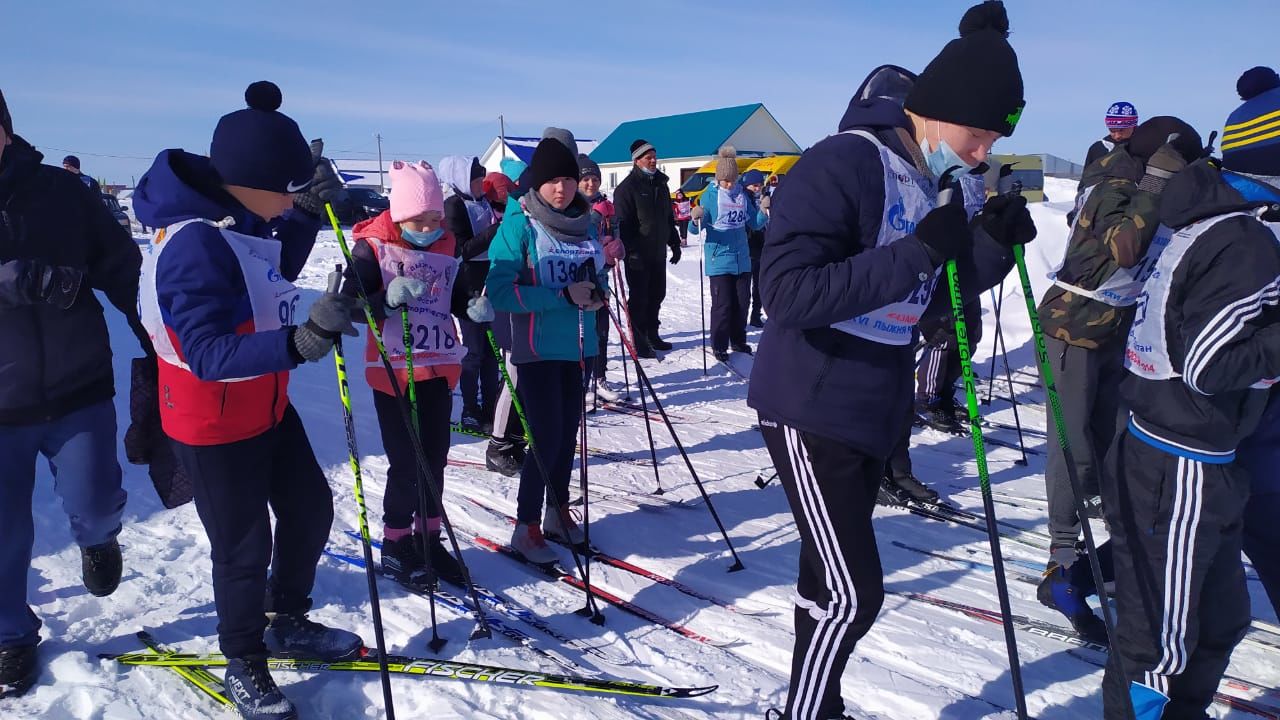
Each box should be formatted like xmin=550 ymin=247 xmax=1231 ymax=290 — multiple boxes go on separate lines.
xmin=697 ymin=220 xmax=708 ymax=375
xmin=397 ymin=263 xmax=446 ymax=653
xmin=983 ymin=280 xmax=1005 ymax=406
xmin=325 ymin=266 xmax=396 ymax=720
xmin=992 ymin=298 xmax=1029 ymax=467
xmin=754 ymin=470 xmax=778 ymax=489
xmin=575 ymin=278 xmax=601 ymax=622
xmin=483 ymin=327 xmax=605 ymax=624
xmin=324 ymin=204 xmax=492 ymax=641
xmin=609 ymin=263 xmax=664 ymax=495
xmin=603 ymin=300 xmax=745 ymax=571
xmin=1013 ymin=242 xmax=1134 ymax=719
xmin=940 ymin=173 xmax=1028 ymax=720
xmin=611 ymin=265 xmax=631 ymax=401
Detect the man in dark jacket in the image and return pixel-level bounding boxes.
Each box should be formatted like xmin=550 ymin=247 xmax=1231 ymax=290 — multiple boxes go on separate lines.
xmin=612 ymin=139 xmax=682 ymax=358
xmin=748 ymin=4 xmax=1035 ymax=716
xmin=0 ymin=89 xmax=144 ymax=698
xmin=742 ymin=169 xmax=769 ymax=327
xmin=1103 ymin=69 xmax=1280 ymax=720
xmin=61 ymin=154 xmax=102 ymax=197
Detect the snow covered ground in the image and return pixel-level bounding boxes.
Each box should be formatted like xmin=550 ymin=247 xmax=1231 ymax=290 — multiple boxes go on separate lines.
xmin=6 ymin=177 xmax=1277 ymax=719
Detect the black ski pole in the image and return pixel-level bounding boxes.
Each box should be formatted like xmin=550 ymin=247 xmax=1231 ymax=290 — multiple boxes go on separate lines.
xmin=575 ymin=287 xmax=600 ymax=622
xmin=609 ymin=264 xmax=663 ymax=494
xmin=324 ymin=267 xmax=396 ymax=720
xmin=754 ymin=470 xmax=778 ymax=489
xmin=940 ymin=170 xmax=1028 ymax=720
xmin=698 ymin=220 xmax=708 ymax=375
xmin=396 ymin=263 xmax=446 ymax=652
xmin=983 ymin=281 xmax=1006 ymax=406
xmin=611 ymin=265 xmax=632 ymax=401
xmin=325 ymin=205 xmax=492 ymax=641
xmin=1013 ymin=242 xmax=1135 ymax=719
xmin=993 ymin=298 xmax=1029 ymax=467
xmin=604 ymin=301 xmax=745 ymax=572
xmin=483 ymin=327 xmax=604 ymax=624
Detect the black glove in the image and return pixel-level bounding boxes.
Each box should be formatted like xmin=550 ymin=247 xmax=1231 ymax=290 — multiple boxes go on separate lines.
xmin=292 ymin=139 xmax=345 ymax=217
xmin=1 ymin=259 xmax=83 ymax=308
xmin=914 ymin=204 xmax=972 ymax=266
xmin=976 ymin=194 xmax=1037 ymax=249
xmin=625 ymin=251 xmax=644 ymax=272
xmin=669 ymin=244 xmax=682 ymax=265
xmin=289 ymin=292 xmax=359 ymax=362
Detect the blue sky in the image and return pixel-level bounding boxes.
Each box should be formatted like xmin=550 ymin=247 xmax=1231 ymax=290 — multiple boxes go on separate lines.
xmin=5 ymin=0 xmax=1276 ymax=185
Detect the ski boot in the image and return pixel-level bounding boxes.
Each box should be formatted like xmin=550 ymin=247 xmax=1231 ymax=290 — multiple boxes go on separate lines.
xmin=0 ymin=644 xmax=37 ymax=699
xmin=82 ymin=538 xmax=122 ymax=597
xmin=424 ymin=533 xmax=465 ymax=587
xmin=633 ymin=333 xmax=656 ymax=359
xmin=1038 ymin=548 xmax=1109 ymax=646
xmin=510 ymin=522 xmax=558 ymax=565
xmin=648 ymin=332 xmax=673 ymax=352
xmin=224 ymin=654 xmax=298 ymax=720
xmin=915 ymin=397 xmax=963 ymax=434
xmin=595 ymin=379 xmax=623 ymax=403
xmin=543 ymin=505 xmax=586 ymax=547
xmin=878 ymin=472 xmax=941 ymax=507
xmin=264 ymin=613 xmax=363 ymax=661
xmin=712 ymin=349 xmax=730 ymax=363
xmin=730 ymin=341 xmax=753 ymax=355
xmin=459 ymin=404 xmax=484 ymax=433
xmin=381 ymin=532 xmax=430 ymax=587
xmin=485 ymin=440 xmax=523 ymax=477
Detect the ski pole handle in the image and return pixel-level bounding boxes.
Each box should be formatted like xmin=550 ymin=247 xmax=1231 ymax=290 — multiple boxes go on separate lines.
xmin=327 ymin=264 xmax=342 ymax=294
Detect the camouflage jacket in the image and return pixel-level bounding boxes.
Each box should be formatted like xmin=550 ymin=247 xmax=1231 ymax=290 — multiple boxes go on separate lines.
xmin=1037 ymin=149 xmax=1162 ymax=350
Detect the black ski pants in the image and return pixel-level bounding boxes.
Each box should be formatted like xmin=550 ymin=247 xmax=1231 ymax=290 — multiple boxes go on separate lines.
xmin=710 ymin=272 xmax=750 ymax=353
xmin=1101 ymin=427 xmax=1252 ymax=720
xmin=372 ymin=378 xmax=451 ymax=529
xmin=760 ymin=416 xmax=886 ymax=720
xmin=915 ymin=301 xmax=982 ymax=405
xmin=624 ymin=256 xmax=666 ymax=339
xmin=515 ymin=361 xmax=583 ymax=524
xmin=171 ymin=404 xmax=333 ymax=658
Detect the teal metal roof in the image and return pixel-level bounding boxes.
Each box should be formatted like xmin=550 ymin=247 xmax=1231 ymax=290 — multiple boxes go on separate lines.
xmin=590 ymin=104 xmax=764 ymax=164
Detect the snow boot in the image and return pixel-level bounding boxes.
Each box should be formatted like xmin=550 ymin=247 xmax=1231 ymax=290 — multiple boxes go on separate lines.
xmin=1038 ymin=556 xmax=1109 ymax=647
xmin=879 ymin=472 xmax=940 ymax=506
xmin=424 ymin=532 xmax=465 ymax=587
xmin=264 ymin=613 xmax=363 ymax=661
xmin=543 ymin=505 xmax=586 ymax=547
xmin=648 ymin=332 xmax=673 ymax=352
xmin=485 ymin=440 xmax=523 ymax=477
xmin=224 ymin=654 xmax=298 ymax=720
xmin=712 ymin=349 xmax=730 ymax=363
xmin=380 ymin=533 xmax=428 ymax=587
xmin=633 ymin=333 xmax=656 ymax=359
xmin=0 ymin=644 xmax=37 ymax=699
xmin=511 ymin=522 xmax=558 ymax=565
xmin=731 ymin=341 xmax=753 ymax=355
xmin=82 ymin=538 xmax=122 ymax=597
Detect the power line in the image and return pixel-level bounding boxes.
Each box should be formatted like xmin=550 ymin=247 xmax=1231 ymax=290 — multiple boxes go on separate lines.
xmin=40 ymin=146 xmax=154 ymax=161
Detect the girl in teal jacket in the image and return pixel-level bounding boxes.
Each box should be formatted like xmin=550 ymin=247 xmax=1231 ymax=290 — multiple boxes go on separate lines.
xmin=486 ymin=138 xmax=606 ymax=563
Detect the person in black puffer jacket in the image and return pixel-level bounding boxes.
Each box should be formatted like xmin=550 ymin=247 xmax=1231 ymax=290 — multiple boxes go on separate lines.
xmin=0 ymin=88 xmax=147 ymax=699
xmin=612 ymin=139 xmax=682 ymax=357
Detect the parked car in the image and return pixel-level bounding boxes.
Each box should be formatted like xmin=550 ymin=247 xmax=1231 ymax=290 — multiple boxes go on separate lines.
xmin=744 ymin=154 xmax=799 ymax=188
xmin=101 ymin=193 xmax=131 ymax=233
xmin=329 ymin=187 xmax=390 ymax=225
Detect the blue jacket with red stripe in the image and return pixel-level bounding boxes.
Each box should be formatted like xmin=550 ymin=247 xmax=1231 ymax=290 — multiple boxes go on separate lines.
xmin=133 ymin=150 xmax=321 ymax=444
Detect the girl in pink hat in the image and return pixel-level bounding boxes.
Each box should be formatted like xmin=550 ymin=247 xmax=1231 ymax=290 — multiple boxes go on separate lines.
xmin=341 ymin=160 xmax=470 ymax=587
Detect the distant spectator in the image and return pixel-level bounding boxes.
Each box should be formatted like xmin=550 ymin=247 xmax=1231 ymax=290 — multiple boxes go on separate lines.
xmin=1085 ymin=101 xmax=1138 ymax=168
xmin=672 ymin=190 xmax=692 ymax=247
xmin=61 ymin=154 xmax=102 ymax=196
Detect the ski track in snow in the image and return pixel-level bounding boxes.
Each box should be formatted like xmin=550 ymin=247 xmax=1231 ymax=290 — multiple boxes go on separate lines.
xmin=8 ymin=178 xmax=1277 ymax=719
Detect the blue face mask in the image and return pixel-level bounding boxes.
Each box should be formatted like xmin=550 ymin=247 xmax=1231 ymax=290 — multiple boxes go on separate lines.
xmin=401 ymin=226 xmax=444 ymax=247
xmin=639 ymin=166 xmax=656 ymax=176
xmin=919 ymin=124 xmax=976 ymax=178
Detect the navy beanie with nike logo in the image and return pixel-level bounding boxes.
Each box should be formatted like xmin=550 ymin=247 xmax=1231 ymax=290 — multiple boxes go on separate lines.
xmin=210 ymin=81 xmax=314 ymax=194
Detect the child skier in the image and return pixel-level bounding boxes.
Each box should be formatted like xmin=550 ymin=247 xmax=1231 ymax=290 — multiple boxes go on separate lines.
xmin=577 ymin=153 xmax=626 ymax=404
xmin=690 ymin=146 xmax=767 ymax=362
xmin=486 ymin=138 xmax=606 ymax=564
xmin=1106 ymin=67 xmax=1280 ymax=719
xmin=341 ymin=160 xmax=469 ymax=587
xmin=134 ymin=82 xmax=360 ymax=720
xmin=748 ymin=4 xmax=1035 ymax=717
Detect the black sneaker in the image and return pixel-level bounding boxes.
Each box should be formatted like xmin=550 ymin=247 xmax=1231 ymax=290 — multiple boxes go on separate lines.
xmin=0 ymin=644 xmax=37 ymax=699
xmin=730 ymin=342 xmax=753 ymax=355
xmin=224 ymin=654 xmax=297 ymax=720
xmin=880 ymin=473 xmax=940 ymax=505
xmin=264 ymin=613 xmax=363 ymax=661
xmin=633 ymin=334 xmax=656 ymax=359
xmin=485 ymin=441 xmax=523 ymax=477
xmin=381 ymin=534 xmax=427 ymax=586
xmin=82 ymin=539 xmax=122 ymax=597
xmin=424 ymin=533 xmax=465 ymax=586
xmin=648 ymin=333 xmax=673 ymax=351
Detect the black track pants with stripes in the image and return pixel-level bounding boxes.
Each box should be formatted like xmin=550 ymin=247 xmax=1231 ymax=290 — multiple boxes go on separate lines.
xmin=760 ymin=416 xmax=886 ymax=720
xmin=1101 ymin=428 xmax=1252 ymax=720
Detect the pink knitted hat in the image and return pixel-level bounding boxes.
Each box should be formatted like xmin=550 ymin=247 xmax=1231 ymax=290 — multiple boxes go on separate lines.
xmin=389 ymin=160 xmax=444 ymax=222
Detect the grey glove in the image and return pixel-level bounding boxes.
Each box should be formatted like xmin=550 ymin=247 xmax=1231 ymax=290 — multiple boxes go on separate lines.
xmin=292 ymin=139 xmax=346 ymax=216
xmin=290 ymin=292 xmax=359 ymax=362
xmin=1137 ymin=135 xmax=1189 ymax=195
xmin=467 ymin=295 xmax=495 ymax=323
xmin=385 ymin=275 xmax=427 ymax=310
